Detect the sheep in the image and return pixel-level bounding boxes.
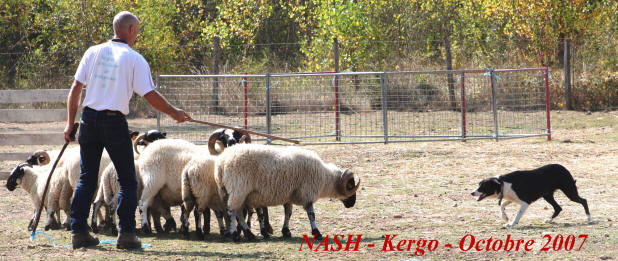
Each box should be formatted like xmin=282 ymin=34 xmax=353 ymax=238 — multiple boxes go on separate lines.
xmin=137 ymin=138 xmax=204 ymax=234
xmin=178 ymin=129 xmax=270 ymax=240
xmin=5 ymin=163 xmax=71 ymax=231
xmin=179 ymin=154 xmax=224 ymax=239
xmin=214 ymin=144 xmax=361 ymax=241
xmin=90 ymin=161 xmax=175 ymax=234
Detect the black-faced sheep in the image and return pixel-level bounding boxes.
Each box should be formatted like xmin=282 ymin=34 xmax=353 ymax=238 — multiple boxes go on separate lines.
xmin=214 ymin=144 xmax=360 ymax=241
xmin=6 ymin=163 xmax=71 ymax=231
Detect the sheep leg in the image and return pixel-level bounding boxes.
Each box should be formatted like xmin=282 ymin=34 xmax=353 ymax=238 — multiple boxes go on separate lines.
xmin=255 ymin=207 xmax=270 ymax=239
xmin=62 ymin=209 xmax=71 ymax=230
xmin=194 ymin=207 xmax=204 ymax=240
xmin=150 ymin=207 xmax=164 ymax=234
xmin=303 ymin=203 xmax=322 ymax=241
xmin=44 ymin=207 xmax=60 ymax=230
xmin=138 ymin=197 xmax=152 ymax=234
xmin=245 ymin=208 xmax=254 ymax=229
xmin=281 ymin=203 xmax=293 ymax=238
xmin=261 ymin=207 xmax=273 ymax=235
xmin=162 ymin=206 xmax=176 ymax=233
xmin=202 ymin=208 xmax=211 ymax=236
xmin=229 ymin=209 xmax=255 ymax=241
xmin=180 ymin=202 xmax=193 ymax=238
xmin=213 ymin=210 xmax=228 ymax=237
xmin=90 ymin=201 xmax=103 ymax=233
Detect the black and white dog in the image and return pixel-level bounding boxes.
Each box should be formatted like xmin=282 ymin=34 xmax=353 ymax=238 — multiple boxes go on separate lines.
xmin=471 ymin=164 xmax=591 ymax=228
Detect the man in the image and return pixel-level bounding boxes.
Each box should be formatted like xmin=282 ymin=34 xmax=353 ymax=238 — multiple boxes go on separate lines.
xmin=64 ymin=11 xmax=190 ymax=249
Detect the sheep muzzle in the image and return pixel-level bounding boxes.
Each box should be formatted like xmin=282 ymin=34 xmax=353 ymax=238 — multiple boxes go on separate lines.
xmin=6 ymin=163 xmax=30 ymax=191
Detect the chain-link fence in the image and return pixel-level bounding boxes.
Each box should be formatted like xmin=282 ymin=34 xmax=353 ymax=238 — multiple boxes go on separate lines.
xmin=156 ymin=68 xmax=550 ymax=144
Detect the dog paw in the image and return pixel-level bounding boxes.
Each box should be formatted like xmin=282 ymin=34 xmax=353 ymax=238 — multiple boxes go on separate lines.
xmin=544 ymin=218 xmax=554 ymax=223
xmin=502 ymin=223 xmax=515 ymax=228
xmin=586 ymin=215 xmax=592 ymax=223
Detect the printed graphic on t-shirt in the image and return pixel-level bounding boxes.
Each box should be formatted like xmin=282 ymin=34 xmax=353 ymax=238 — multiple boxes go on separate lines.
xmin=93 ymin=49 xmax=118 ymax=89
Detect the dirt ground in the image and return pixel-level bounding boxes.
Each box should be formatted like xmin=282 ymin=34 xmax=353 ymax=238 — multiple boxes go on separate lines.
xmin=0 ymin=110 xmax=616 ymax=260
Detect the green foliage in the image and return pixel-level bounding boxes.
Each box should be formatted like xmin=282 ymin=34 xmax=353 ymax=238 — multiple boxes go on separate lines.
xmin=0 ymin=0 xmax=615 ymax=109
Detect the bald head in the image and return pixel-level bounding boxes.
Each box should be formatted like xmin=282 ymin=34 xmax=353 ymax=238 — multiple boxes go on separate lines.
xmin=113 ymin=11 xmax=139 ymax=35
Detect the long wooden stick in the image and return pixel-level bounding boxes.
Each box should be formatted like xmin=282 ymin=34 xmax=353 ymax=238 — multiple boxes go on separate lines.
xmin=187 ymin=118 xmax=299 ymax=144
xmin=31 ymin=122 xmax=78 ymax=236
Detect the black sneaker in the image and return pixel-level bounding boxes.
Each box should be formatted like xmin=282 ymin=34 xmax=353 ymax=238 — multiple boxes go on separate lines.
xmin=116 ymin=232 xmax=142 ymax=250
xmin=71 ymin=231 xmax=100 ymax=249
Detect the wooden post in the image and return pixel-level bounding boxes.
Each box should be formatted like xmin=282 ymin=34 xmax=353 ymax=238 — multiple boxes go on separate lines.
xmin=444 ymin=33 xmax=457 ymax=111
xmin=212 ymin=36 xmax=221 ymax=114
xmin=564 ymin=38 xmax=572 ymax=110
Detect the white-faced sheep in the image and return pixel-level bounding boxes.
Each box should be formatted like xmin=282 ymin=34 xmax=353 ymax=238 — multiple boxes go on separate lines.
xmin=215 ymin=144 xmax=360 ymax=241
xmin=5 ymin=163 xmax=71 ymax=231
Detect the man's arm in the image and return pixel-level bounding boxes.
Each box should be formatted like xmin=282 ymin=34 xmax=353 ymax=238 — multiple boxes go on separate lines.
xmin=64 ymin=80 xmax=84 ymax=142
xmin=143 ymin=90 xmax=191 ymax=123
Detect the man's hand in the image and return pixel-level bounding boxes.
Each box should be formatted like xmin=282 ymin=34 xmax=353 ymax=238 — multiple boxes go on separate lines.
xmin=171 ymin=108 xmax=191 ymax=123
xmin=64 ymin=123 xmax=76 ymax=143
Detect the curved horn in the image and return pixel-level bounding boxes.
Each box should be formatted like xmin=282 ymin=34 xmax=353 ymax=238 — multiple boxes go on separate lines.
xmin=30 ymin=150 xmax=50 ymax=165
xmin=337 ymin=169 xmax=361 ymax=197
xmin=208 ymin=130 xmax=224 ymax=155
xmin=133 ymin=134 xmax=146 ymax=155
xmin=239 ymin=133 xmax=252 ymax=144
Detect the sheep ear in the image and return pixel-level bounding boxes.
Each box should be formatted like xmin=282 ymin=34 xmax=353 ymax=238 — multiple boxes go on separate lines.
xmin=208 ymin=130 xmax=224 ymax=155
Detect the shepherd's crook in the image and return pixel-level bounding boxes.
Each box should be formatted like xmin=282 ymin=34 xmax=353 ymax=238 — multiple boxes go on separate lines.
xmin=30 ymin=122 xmax=79 ymax=239
xmin=186 ymin=118 xmax=299 ymax=144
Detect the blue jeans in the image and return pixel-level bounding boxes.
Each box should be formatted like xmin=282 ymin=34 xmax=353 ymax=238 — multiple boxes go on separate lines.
xmin=70 ymin=107 xmax=138 ymax=233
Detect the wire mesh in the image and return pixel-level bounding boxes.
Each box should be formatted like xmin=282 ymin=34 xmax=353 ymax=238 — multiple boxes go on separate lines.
xmin=157 ymin=69 xmax=550 ymax=144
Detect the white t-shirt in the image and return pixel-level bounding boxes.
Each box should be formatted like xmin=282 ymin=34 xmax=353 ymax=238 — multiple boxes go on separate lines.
xmin=75 ymin=40 xmax=155 ymax=115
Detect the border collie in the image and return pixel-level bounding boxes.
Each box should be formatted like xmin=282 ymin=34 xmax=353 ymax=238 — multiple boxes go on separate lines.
xmin=471 ymin=164 xmax=591 ymax=228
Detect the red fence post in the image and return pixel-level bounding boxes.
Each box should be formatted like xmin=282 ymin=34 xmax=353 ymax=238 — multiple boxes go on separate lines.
xmin=544 ymin=66 xmax=552 ymax=141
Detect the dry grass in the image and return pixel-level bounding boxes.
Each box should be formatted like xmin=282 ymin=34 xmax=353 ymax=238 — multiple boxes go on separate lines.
xmin=0 ymin=110 xmax=616 ymax=260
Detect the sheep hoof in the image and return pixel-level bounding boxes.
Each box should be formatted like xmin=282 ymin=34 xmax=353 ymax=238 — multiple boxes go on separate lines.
xmin=312 ymin=229 xmax=323 ymax=241
xmin=260 ymin=228 xmax=271 ymax=239
xmin=281 ymin=227 xmax=291 ymax=238
xmin=141 ymin=224 xmax=152 ymax=235
xmin=243 ymin=229 xmax=256 ymax=241
xmin=232 ymin=231 xmax=241 ymax=242
xmin=44 ymin=224 xmax=51 ymax=231
xmin=265 ymin=223 xmax=274 ymax=235
xmin=220 ymin=229 xmax=230 ymax=238
xmin=164 ymin=218 xmax=176 ymax=232
xmin=27 ymin=219 xmax=34 ymax=231
xmin=154 ymin=224 xmax=164 ymax=234
xmin=196 ymin=230 xmax=204 ymax=240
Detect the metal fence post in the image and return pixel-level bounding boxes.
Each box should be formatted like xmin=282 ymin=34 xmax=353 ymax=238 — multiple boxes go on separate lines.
xmin=489 ymin=69 xmax=499 ymax=141
xmin=460 ymin=72 xmax=466 ymax=141
xmin=333 ymin=38 xmax=341 ymax=141
xmin=380 ymin=73 xmax=388 ymax=144
xmin=265 ymin=73 xmax=272 ymax=144
xmin=156 ymin=73 xmax=161 ymax=131
xmin=243 ymin=73 xmax=248 ymax=130
xmin=544 ymin=66 xmax=552 ymax=141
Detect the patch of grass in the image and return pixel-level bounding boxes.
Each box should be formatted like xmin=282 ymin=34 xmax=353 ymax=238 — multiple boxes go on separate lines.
xmin=0 ymin=111 xmax=616 ymax=260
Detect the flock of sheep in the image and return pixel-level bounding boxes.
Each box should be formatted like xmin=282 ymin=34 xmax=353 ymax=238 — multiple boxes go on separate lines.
xmin=6 ymin=128 xmax=360 ymax=242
